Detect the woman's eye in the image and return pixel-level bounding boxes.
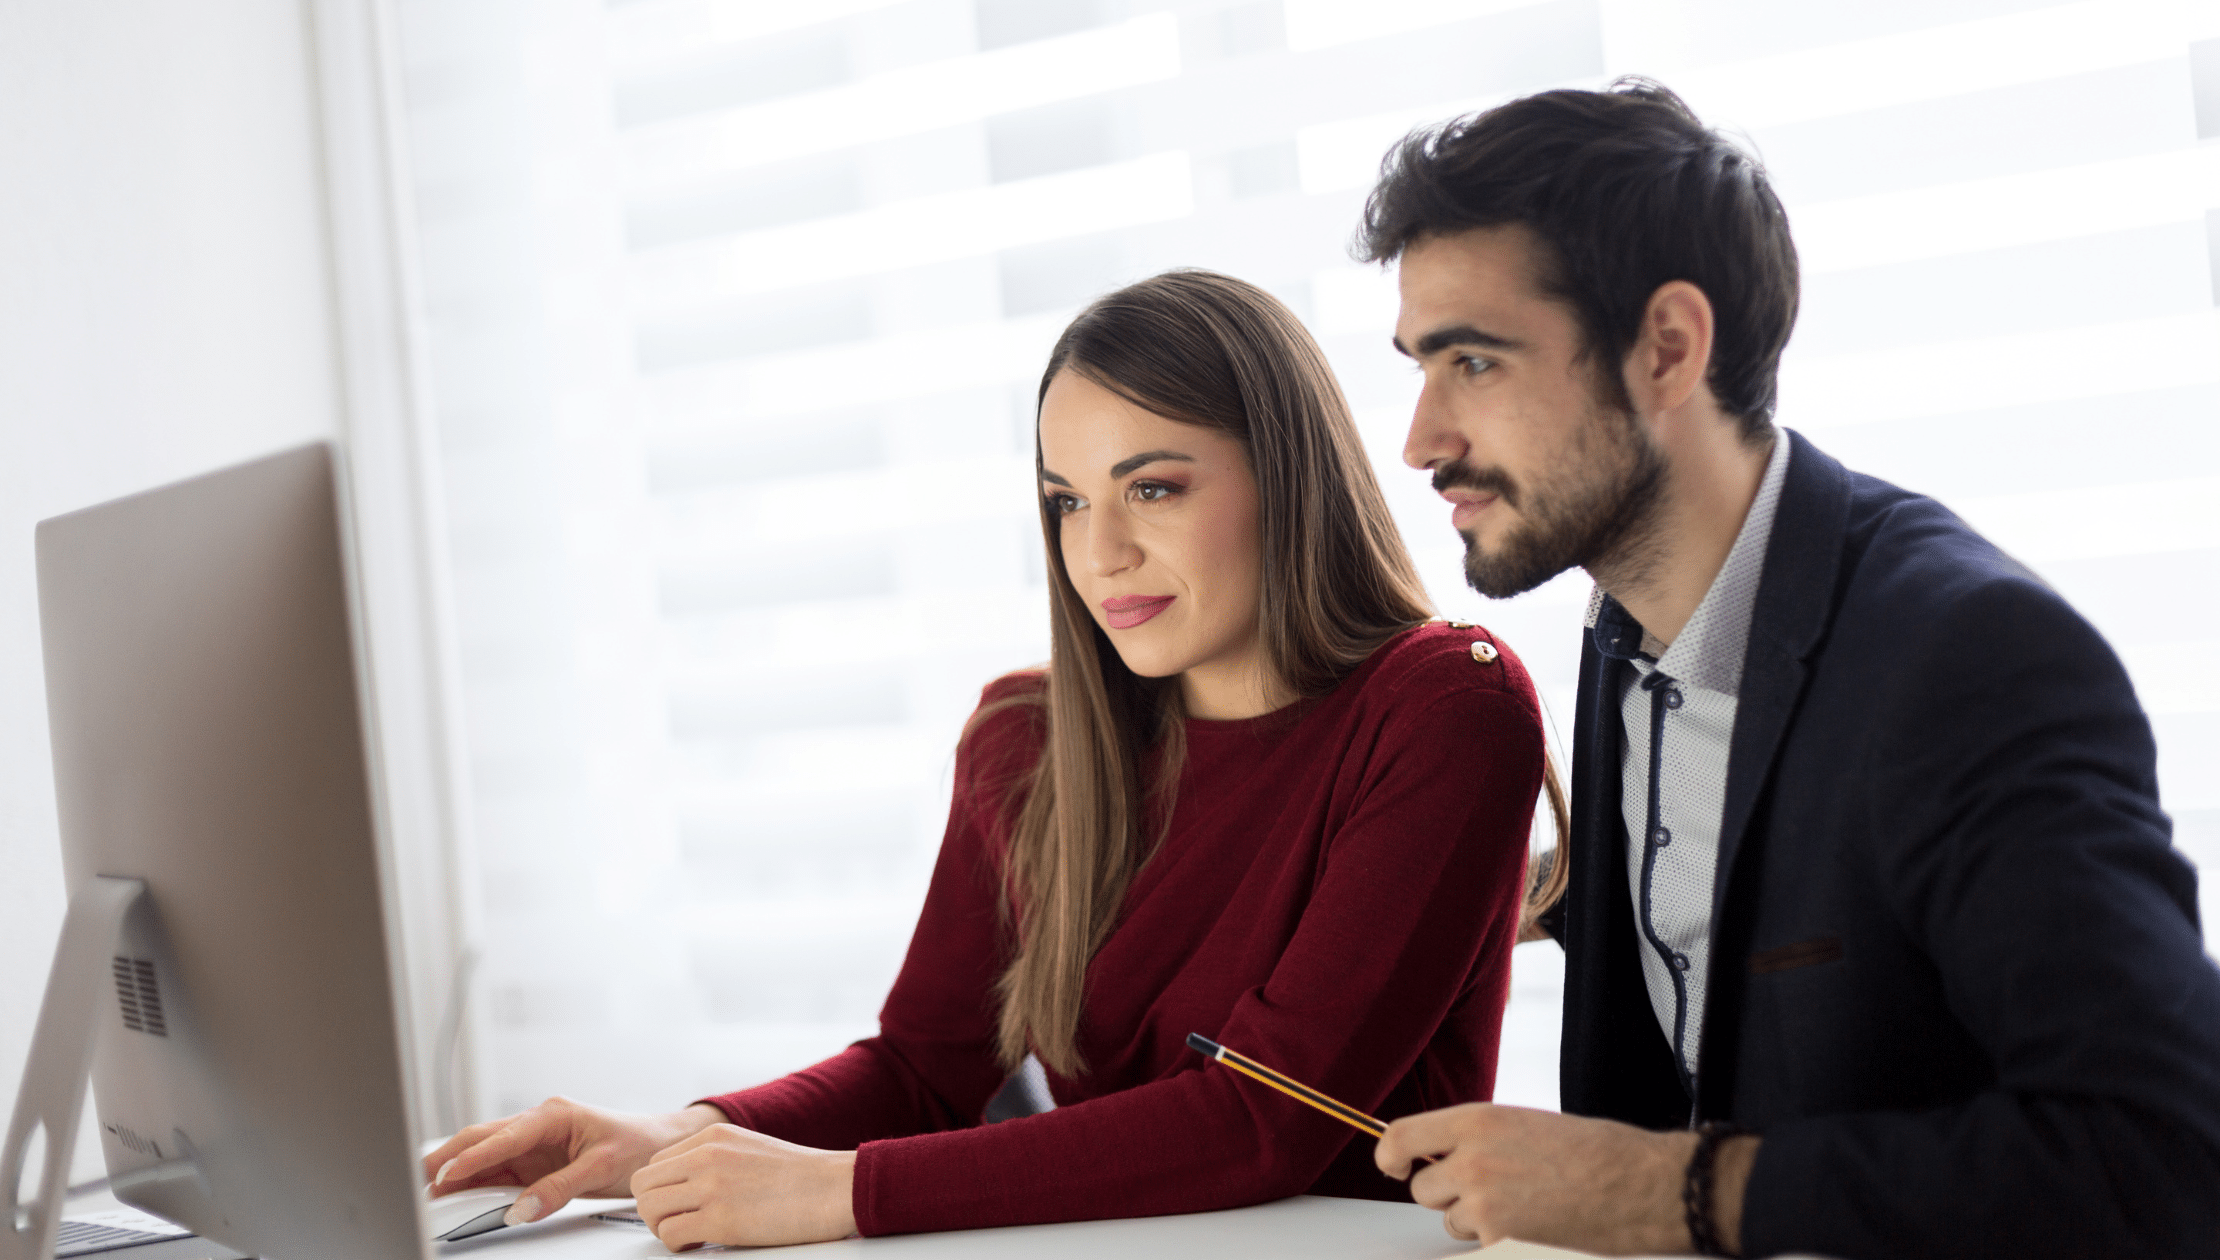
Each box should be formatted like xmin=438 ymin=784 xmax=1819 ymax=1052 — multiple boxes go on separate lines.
xmin=1045 ymin=492 xmax=1082 ymax=516
xmin=1132 ymin=481 xmax=1178 ymax=503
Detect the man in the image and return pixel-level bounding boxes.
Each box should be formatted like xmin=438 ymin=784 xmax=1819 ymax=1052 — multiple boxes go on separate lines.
xmin=1363 ymin=79 xmax=2220 ymax=1257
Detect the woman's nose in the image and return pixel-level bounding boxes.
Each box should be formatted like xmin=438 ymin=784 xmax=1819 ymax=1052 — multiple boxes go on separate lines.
xmin=1084 ymin=508 xmax=1142 ymax=577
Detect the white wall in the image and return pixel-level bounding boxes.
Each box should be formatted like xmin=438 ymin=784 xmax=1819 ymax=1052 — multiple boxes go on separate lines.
xmin=0 ymin=0 xmax=345 ymax=1182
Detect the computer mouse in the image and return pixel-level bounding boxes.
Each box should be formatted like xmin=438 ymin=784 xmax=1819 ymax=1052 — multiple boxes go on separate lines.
xmin=425 ymin=1185 xmax=523 ymax=1242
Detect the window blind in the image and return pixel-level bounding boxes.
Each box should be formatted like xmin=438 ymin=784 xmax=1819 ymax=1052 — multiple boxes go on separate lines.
xmin=393 ymin=0 xmax=2220 ymax=1118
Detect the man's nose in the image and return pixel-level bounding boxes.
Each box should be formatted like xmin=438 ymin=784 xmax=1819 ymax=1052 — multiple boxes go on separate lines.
xmin=1404 ymin=377 xmax=1466 ymax=471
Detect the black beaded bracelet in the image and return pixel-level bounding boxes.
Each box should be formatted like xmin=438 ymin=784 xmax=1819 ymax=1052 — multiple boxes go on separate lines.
xmin=1683 ymin=1121 xmax=1749 ymax=1257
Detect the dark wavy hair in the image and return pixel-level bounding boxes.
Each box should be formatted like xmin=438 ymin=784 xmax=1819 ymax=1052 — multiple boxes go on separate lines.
xmin=1356 ymin=77 xmax=1798 ymax=440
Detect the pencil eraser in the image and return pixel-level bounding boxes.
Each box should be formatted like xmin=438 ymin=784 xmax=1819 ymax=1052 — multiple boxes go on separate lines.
xmin=1186 ymin=1032 xmax=1219 ymax=1057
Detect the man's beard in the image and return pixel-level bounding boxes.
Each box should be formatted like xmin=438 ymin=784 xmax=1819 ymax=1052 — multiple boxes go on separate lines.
xmin=1435 ymin=402 xmax=1668 ymax=599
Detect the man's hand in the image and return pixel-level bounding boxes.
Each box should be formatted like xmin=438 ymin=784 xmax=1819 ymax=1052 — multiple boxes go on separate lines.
xmin=631 ymin=1124 xmax=858 ymax=1249
xmin=1375 ymin=1103 xmax=1758 ymax=1255
xmin=420 ymin=1098 xmax=724 ymax=1225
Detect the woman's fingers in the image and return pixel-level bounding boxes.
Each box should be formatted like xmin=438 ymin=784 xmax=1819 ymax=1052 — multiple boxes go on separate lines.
xmin=421 ymin=1119 xmax=510 ymax=1185
xmin=434 ymin=1099 xmax=587 ymax=1189
xmin=630 ymin=1136 xmax=711 ymax=1195
xmin=645 ymin=1123 xmax=722 ymax=1165
xmin=628 ymin=1125 xmax=857 ymax=1248
xmin=425 ymin=1099 xmax=725 ymax=1215
xmin=634 ymin=1179 xmax=702 ymax=1230
xmin=636 ymin=1169 xmax=717 ymax=1252
xmin=632 ymin=1134 xmax=735 ymax=1247
xmin=508 ymin=1144 xmax=620 ymax=1226
xmin=438 ymin=1120 xmax=552 ymax=1188
xmin=650 ymin=1210 xmax=712 ymax=1253
xmin=431 ymin=1108 xmax=855 ymax=1243
xmin=639 ymin=1177 xmax=720 ymax=1253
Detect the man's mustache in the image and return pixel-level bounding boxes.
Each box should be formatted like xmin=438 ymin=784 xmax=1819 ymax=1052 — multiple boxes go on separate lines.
xmin=1431 ymin=460 xmax=1521 ymax=510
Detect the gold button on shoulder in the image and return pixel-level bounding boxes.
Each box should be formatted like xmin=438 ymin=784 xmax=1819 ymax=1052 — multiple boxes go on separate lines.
xmin=1469 ymin=640 xmax=1498 ymax=664
xmin=1446 ymin=619 xmax=1477 ymax=629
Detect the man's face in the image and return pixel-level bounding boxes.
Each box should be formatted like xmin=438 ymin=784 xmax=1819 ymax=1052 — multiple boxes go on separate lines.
xmin=1395 ymin=225 xmax=1665 ymax=598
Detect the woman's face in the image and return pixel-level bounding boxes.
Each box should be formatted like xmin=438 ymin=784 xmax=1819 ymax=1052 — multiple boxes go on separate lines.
xmin=1036 ymin=368 xmax=1274 ymax=719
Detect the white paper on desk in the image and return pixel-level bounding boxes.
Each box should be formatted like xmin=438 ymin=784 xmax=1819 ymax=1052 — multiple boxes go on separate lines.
xmin=1457 ymin=1244 xmax=1835 ymax=1260
xmin=1453 ymin=1240 xmax=1601 ymax=1259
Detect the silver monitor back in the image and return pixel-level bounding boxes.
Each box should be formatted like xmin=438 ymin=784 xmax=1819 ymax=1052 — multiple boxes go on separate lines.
xmin=35 ymin=443 xmax=426 ymax=1260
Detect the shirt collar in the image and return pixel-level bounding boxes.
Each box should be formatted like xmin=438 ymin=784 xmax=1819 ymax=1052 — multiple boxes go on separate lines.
xmin=1585 ymin=587 xmax=1650 ymax=661
xmin=1583 ymin=431 xmax=1794 ymax=695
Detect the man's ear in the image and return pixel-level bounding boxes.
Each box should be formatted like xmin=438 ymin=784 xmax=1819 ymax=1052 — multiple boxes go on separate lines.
xmin=1622 ymin=280 xmax=1715 ymax=417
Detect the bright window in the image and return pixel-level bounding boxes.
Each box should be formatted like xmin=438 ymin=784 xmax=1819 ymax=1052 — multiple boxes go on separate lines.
xmin=392 ymin=0 xmax=2220 ymax=1120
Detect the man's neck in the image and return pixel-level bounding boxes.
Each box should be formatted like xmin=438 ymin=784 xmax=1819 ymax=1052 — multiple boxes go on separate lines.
xmin=1591 ymin=422 xmax=1773 ymax=648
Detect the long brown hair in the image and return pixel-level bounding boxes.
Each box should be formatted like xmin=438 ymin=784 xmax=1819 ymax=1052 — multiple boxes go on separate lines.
xmin=976 ymin=269 xmax=1566 ymax=1076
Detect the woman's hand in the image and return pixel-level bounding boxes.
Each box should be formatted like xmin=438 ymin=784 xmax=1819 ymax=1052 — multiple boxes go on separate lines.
xmin=630 ymin=1124 xmax=858 ymax=1249
xmin=420 ymin=1098 xmax=725 ymax=1224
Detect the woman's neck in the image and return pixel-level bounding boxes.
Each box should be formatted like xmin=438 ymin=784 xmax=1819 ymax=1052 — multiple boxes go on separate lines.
xmin=1179 ymin=651 xmax=1295 ymax=721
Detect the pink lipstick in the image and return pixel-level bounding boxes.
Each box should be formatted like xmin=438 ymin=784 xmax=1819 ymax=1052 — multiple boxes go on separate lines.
xmin=1102 ymin=594 xmax=1175 ymax=630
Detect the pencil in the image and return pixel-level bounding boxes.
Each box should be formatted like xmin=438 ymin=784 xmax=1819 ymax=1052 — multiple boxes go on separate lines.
xmin=1185 ymin=1032 xmax=1387 ymax=1138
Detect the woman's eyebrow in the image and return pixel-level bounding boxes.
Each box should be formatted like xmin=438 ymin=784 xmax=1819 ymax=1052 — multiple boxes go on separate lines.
xmin=1040 ymin=469 xmax=1073 ymax=487
xmin=1110 ymin=450 xmax=1195 ymax=479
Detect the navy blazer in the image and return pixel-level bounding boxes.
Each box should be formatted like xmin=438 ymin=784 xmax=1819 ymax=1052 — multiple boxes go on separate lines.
xmin=1554 ymin=432 xmax=2220 ymax=1257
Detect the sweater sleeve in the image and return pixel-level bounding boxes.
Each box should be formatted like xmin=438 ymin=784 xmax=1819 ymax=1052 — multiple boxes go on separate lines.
xmin=699 ymin=686 xmax=1034 ymax=1148
xmin=847 ymin=683 xmax=1541 ymax=1236
xmin=1738 ymin=576 xmax=2220 ymax=1258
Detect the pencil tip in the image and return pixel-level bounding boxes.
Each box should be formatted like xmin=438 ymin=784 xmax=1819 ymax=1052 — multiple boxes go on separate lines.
xmin=1185 ymin=1032 xmax=1220 ymax=1057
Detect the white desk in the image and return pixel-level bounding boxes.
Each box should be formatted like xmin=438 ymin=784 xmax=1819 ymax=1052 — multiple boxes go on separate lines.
xmin=443 ymin=1197 xmax=1479 ymax=1260
xmin=68 ymin=1188 xmax=1822 ymax=1260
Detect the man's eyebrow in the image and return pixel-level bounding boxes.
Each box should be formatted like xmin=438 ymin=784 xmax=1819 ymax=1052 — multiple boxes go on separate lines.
xmin=1393 ymin=324 xmax=1524 ymax=359
xmin=1110 ymin=449 xmax=1195 ymax=479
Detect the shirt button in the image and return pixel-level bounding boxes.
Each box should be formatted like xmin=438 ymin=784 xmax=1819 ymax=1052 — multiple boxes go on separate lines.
xmin=1671 ymin=953 xmax=1692 ymax=972
xmin=1650 ymin=826 xmax=1672 ymax=847
xmin=1663 ymin=688 xmax=1685 ymax=710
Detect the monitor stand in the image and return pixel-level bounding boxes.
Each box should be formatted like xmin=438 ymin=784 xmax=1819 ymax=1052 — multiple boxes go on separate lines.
xmin=2 ymin=877 xmax=147 ymax=1260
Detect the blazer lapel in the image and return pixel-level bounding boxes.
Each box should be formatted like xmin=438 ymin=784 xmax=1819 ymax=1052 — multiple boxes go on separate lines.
xmin=1561 ymin=601 xmax=1692 ymax=1126
xmin=1711 ymin=430 xmax=1852 ymax=912
xmin=1689 ymin=430 xmax=1852 ymax=1119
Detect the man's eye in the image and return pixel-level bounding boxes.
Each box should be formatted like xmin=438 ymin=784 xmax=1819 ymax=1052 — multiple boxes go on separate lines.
xmin=1454 ymin=354 xmax=1494 ymax=378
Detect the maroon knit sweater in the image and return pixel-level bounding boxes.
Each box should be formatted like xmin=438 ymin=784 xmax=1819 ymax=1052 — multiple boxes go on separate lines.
xmin=703 ymin=622 xmax=1542 ymax=1235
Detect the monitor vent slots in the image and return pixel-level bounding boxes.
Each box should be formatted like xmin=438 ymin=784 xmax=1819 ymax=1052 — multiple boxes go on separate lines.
xmin=112 ymin=956 xmax=168 ymax=1036
xmin=105 ymin=1122 xmax=161 ymax=1158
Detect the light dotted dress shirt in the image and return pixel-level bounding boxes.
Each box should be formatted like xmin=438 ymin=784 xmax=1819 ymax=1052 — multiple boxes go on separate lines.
xmin=1582 ymin=434 xmax=1792 ymax=1092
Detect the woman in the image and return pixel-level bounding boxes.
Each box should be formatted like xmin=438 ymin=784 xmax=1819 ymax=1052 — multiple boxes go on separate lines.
xmin=423 ymin=270 xmax=1566 ymax=1247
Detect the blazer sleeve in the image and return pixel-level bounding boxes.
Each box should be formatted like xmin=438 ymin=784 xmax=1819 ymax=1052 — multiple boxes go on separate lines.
xmin=1739 ymin=573 xmax=2220 ymax=1258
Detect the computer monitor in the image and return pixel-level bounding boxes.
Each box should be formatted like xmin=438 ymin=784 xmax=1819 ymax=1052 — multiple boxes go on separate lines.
xmin=5 ymin=443 xmax=429 ymax=1260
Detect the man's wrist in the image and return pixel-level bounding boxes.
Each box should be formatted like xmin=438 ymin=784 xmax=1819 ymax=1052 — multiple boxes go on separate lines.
xmin=1711 ymin=1135 xmax=1759 ymax=1256
xmin=1673 ymin=1125 xmax=1760 ymax=1257
xmin=1585 ymin=1127 xmax=1700 ymax=1255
